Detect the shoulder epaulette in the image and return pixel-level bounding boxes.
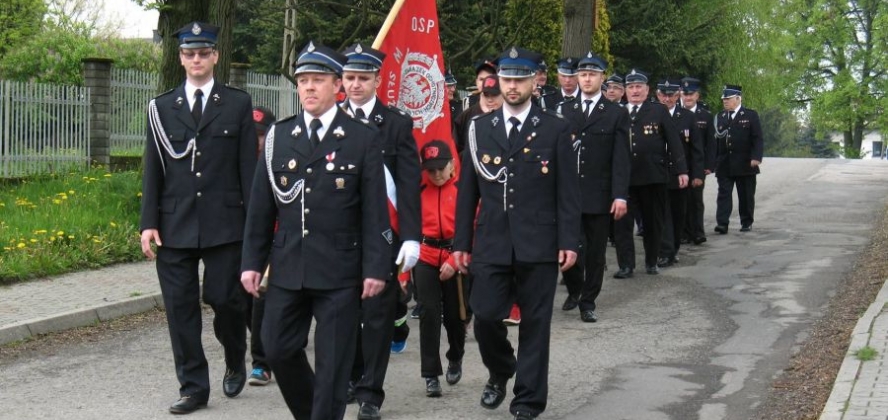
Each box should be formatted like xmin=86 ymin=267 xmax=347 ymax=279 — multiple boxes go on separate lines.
xmin=541 ymin=108 xmax=565 ymax=119
xmin=223 ymin=84 xmax=249 ymax=94
xmin=387 ymin=104 xmax=411 ymax=118
xmin=154 ymin=87 xmax=176 ymax=99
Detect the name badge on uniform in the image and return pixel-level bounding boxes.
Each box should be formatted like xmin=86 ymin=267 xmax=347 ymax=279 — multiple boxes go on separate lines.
xmin=335 ymin=177 xmax=346 ymax=189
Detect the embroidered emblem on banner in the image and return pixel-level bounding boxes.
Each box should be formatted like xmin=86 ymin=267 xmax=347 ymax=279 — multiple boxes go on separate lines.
xmin=397 ymin=51 xmax=445 ymax=133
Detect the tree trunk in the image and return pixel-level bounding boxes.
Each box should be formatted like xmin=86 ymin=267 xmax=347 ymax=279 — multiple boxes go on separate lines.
xmin=561 ymin=0 xmax=595 ymax=57
xmin=853 ymin=118 xmax=865 ymax=156
xmin=210 ymin=0 xmax=236 ymax=85
xmin=157 ymin=0 xmax=211 ymax=93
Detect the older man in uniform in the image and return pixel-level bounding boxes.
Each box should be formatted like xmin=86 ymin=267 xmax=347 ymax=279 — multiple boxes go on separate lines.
xmin=612 ymin=69 xmax=688 ymax=276
xmin=714 ymin=85 xmax=763 ymax=233
xmin=240 ymin=41 xmax=391 ymax=420
xmin=680 ymin=77 xmax=716 ymax=244
xmin=604 ymin=74 xmax=626 ymax=105
xmin=655 ymin=79 xmax=703 ymax=268
xmin=140 ymin=22 xmax=256 ymax=415
xmin=338 ymin=43 xmax=422 ymax=420
xmin=453 ymin=46 xmax=580 ymax=420
xmin=558 ymin=52 xmax=630 ymax=322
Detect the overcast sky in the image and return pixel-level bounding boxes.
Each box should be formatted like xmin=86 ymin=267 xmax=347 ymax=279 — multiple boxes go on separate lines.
xmin=99 ymin=0 xmax=158 ymax=39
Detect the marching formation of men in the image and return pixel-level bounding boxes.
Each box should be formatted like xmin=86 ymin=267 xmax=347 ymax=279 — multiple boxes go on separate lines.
xmin=140 ymin=21 xmax=764 ymax=420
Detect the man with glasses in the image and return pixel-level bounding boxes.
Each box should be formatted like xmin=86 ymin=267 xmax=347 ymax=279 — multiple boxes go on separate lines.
xmin=140 ymin=21 xmax=257 ymax=414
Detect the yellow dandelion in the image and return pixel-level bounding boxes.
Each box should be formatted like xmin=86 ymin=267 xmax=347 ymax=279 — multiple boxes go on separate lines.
xmin=16 ymin=242 xmax=25 ymax=248
xmin=57 ymin=231 xmax=65 ymax=236
xmin=103 ymin=173 xmax=112 ymax=178
xmin=49 ymin=236 xmax=56 ymax=242
xmin=29 ymin=239 xmax=37 ymax=243
xmin=137 ymin=192 xmax=143 ymax=198
xmin=92 ymin=239 xmax=101 ymax=243
xmin=34 ymin=230 xmax=47 ymax=234
xmin=0 ymin=202 xmax=5 ymax=207
xmin=68 ymin=235 xmax=74 ymax=239
xmin=110 ymin=222 xmax=118 ymax=228
xmin=68 ymin=190 xmax=75 ymax=194
xmin=3 ymin=247 xmax=11 ymax=251
xmin=53 ymin=199 xmax=61 ymax=205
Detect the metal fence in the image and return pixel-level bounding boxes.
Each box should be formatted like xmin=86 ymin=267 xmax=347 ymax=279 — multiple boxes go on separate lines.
xmin=110 ymin=68 xmax=156 ymax=156
xmin=244 ymin=72 xmax=301 ymax=119
xmin=0 ymin=80 xmax=91 ymax=178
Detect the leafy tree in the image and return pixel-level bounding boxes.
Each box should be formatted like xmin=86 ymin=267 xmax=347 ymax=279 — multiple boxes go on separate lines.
xmin=0 ymin=0 xmax=46 ymax=59
xmin=231 ymin=0 xmax=284 ymax=75
xmin=504 ymin=0 xmax=562 ymax=72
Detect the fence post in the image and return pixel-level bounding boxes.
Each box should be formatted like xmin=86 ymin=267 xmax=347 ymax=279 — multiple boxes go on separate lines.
xmin=229 ymin=63 xmax=250 ymax=90
xmin=82 ymin=58 xmax=114 ymax=168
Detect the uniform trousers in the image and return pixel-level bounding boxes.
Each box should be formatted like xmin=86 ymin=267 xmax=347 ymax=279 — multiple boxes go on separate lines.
xmin=660 ymin=187 xmax=688 ymax=259
xmin=615 ymin=184 xmax=668 ymax=268
xmin=352 ymin=259 xmax=408 ymax=408
xmin=716 ymin=175 xmax=757 ymax=227
xmin=561 ymin=239 xmax=584 ymax=297
xmin=262 ymin=284 xmax=361 ymax=420
xmin=245 ymin=295 xmax=269 ymax=370
xmin=470 ymin=260 xmax=558 ymax=417
xmin=564 ymin=214 xmax=610 ymax=311
xmin=684 ymin=181 xmax=706 ymax=241
xmin=156 ymin=241 xmax=247 ymax=401
xmin=414 ymin=261 xmax=467 ymax=377
xmin=613 ymin=196 xmax=636 ymax=270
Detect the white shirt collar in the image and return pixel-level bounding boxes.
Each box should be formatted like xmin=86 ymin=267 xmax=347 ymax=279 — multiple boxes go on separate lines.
xmin=304 ymin=105 xmax=339 ymax=141
xmin=503 ymin=103 xmax=533 ymax=135
xmin=348 ymin=96 xmax=377 ymax=118
xmin=686 ymin=104 xmax=698 ymax=113
xmin=184 ymin=79 xmax=215 ymax=111
xmin=581 ymin=92 xmax=603 ymax=105
xmin=562 ymin=87 xmax=580 ymax=98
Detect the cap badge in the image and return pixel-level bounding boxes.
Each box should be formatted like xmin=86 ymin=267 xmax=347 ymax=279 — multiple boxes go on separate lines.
xmin=307 ymin=41 xmax=316 ymax=53
xmin=567 ymin=58 xmax=573 ymax=64
xmin=191 ymin=23 xmax=202 ymax=35
xmin=355 ymin=44 xmax=363 ymax=54
xmin=509 ymin=47 xmax=519 ymax=59
xmin=630 ymin=69 xmax=637 ymax=75
xmin=587 ymin=52 xmax=593 ymax=58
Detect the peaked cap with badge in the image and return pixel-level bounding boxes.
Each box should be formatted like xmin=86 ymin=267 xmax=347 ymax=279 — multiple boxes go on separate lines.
xmin=174 ymin=22 xmax=219 ymax=49
xmin=342 ymin=43 xmax=386 ymax=72
xmin=294 ymin=41 xmax=347 ymax=76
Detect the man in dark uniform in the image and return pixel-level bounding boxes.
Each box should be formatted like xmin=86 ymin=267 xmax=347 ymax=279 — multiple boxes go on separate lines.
xmin=453 ymin=46 xmax=580 ymax=420
xmin=604 ymin=74 xmax=626 ymax=105
xmin=446 ymin=70 xmax=460 ymax=124
xmin=655 ymin=79 xmax=704 ymax=268
xmin=558 ymin=52 xmax=630 ymax=322
xmin=714 ymin=85 xmax=763 ymax=233
xmin=548 ymin=57 xmax=579 ymax=112
xmin=612 ymin=69 xmax=688 ymax=276
xmin=680 ymin=77 xmax=716 ymax=244
xmin=532 ymin=60 xmax=558 ymax=110
xmin=462 ymin=58 xmax=497 ymax=112
xmin=139 ymin=22 xmax=256 ymax=415
xmin=339 ymin=43 xmax=422 ymax=420
xmin=239 ymin=41 xmax=391 ymax=420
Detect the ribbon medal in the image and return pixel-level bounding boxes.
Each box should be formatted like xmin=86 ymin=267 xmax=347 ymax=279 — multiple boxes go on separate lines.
xmin=325 ymin=152 xmax=336 ymax=171
xmin=541 ymin=161 xmax=550 ymax=174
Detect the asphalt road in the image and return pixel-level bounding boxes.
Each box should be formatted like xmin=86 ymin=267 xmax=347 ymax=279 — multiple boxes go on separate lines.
xmin=3 ymin=158 xmax=888 ymax=420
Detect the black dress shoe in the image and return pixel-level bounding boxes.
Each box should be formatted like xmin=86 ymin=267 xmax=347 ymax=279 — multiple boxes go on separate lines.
xmin=693 ymin=236 xmax=707 ymax=245
xmin=514 ymin=411 xmax=537 ymax=420
xmin=613 ymin=267 xmax=634 ymax=279
xmin=445 ymin=360 xmax=462 ymax=385
xmin=561 ymin=294 xmax=579 ymax=311
xmin=580 ymin=310 xmax=598 ymax=323
xmin=223 ymin=367 xmax=246 ymax=398
xmin=740 ymin=225 xmax=752 ymax=232
xmin=425 ymin=377 xmax=443 ymax=397
xmin=714 ymin=225 xmax=728 ymax=234
xmin=656 ymin=257 xmax=675 ymax=268
xmin=480 ymin=377 xmax=508 ymax=409
xmin=646 ymin=265 xmax=659 ymax=275
xmin=680 ymin=237 xmax=692 ymax=245
xmin=357 ymin=402 xmax=382 ymax=420
xmin=169 ymin=396 xmax=207 ymax=415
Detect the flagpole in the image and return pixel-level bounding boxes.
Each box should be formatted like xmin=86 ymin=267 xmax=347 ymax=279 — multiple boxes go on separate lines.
xmin=372 ymin=0 xmax=408 ymax=49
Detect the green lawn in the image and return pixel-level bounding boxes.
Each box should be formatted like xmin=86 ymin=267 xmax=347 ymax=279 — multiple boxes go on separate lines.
xmin=0 ymin=168 xmax=143 ymax=285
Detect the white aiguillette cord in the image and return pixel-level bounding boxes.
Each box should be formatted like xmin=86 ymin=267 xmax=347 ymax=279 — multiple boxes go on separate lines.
xmin=148 ymin=99 xmax=197 ymax=174
xmin=468 ymin=120 xmax=509 ymax=211
xmin=264 ymin=126 xmax=307 ymax=237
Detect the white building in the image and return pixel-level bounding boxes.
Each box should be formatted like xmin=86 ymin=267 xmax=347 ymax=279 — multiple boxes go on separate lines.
xmin=830 ymin=131 xmax=886 ymax=159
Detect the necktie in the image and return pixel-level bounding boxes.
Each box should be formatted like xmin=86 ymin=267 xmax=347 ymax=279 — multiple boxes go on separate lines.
xmin=728 ymin=110 xmax=735 ymax=124
xmin=354 ymin=108 xmax=366 ymax=119
xmin=629 ymin=105 xmax=638 ymax=121
xmin=508 ymin=117 xmax=521 ymax=147
xmin=191 ymin=89 xmax=203 ymax=125
xmin=584 ymin=99 xmax=594 ymax=118
xmin=309 ymin=118 xmax=322 ymax=150
xmin=564 ymin=95 xmax=575 ymax=102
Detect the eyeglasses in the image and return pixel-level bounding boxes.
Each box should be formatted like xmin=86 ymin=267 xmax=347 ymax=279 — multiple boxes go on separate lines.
xmin=181 ymin=50 xmax=214 ymax=59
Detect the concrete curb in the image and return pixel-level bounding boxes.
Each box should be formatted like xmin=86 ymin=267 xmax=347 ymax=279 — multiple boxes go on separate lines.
xmin=0 ymin=292 xmax=163 ymax=346
xmin=819 ymin=279 xmax=888 ymax=420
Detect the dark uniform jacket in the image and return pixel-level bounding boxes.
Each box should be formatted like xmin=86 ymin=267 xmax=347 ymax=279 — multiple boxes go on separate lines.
xmin=549 ymin=89 xmax=580 ymax=113
xmin=533 ymin=85 xmax=558 ymax=110
xmin=666 ymin=107 xmax=705 ymax=189
xmin=690 ymin=106 xmax=716 ymax=172
xmin=715 ymin=106 xmax=763 ymax=177
xmin=360 ymin=100 xmax=421 ymax=246
xmin=560 ymin=96 xmax=631 ymax=215
xmin=241 ymin=109 xmax=392 ymax=290
xmin=626 ymin=102 xmax=688 ymax=186
xmin=454 ymin=106 xmax=581 ymax=265
xmin=140 ymin=83 xmax=257 ymax=249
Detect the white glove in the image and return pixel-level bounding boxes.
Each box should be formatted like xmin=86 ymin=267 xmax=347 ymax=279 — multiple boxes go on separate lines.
xmin=395 ymin=240 xmax=420 ymax=273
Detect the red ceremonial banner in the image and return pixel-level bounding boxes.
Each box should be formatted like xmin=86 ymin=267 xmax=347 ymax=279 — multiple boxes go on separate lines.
xmin=375 ymin=0 xmax=458 ymax=166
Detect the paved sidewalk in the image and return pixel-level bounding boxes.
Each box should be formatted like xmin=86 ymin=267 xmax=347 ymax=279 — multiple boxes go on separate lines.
xmin=821 ymin=279 xmax=888 ymax=420
xmin=0 ymin=261 xmax=160 ymax=345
